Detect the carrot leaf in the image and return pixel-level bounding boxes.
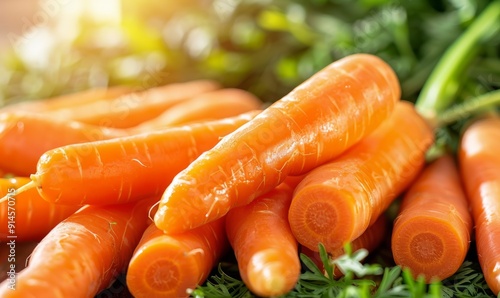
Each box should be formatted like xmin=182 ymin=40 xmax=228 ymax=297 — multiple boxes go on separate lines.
xmin=189 ymin=263 xmax=251 ymax=298
xmin=332 ymin=247 xmax=383 ymax=279
xmin=440 ymin=261 xmax=495 ymax=298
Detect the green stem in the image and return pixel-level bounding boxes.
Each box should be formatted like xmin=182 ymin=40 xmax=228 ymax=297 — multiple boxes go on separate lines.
xmin=436 ymin=89 xmax=500 ymax=127
xmin=415 ymin=0 xmax=500 ymax=120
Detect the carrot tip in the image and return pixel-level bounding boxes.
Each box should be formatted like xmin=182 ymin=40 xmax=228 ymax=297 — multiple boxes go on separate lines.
xmin=246 ymin=249 xmax=300 ymax=297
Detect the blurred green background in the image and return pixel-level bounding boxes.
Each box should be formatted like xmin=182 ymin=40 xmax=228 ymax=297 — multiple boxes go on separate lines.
xmin=0 ymin=0 xmax=498 ymax=106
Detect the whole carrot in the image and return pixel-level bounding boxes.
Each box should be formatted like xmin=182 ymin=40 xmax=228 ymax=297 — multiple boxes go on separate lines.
xmin=0 ymin=112 xmax=127 ymax=176
xmin=459 ymin=114 xmax=500 ymax=295
xmin=126 ymin=218 xmax=228 ymax=298
xmin=301 ymin=214 xmax=387 ymax=277
xmin=46 ymin=80 xmax=221 ymax=128
xmin=0 ymin=197 xmax=157 ymax=298
xmin=391 ymin=154 xmax=472 ymax=282
xmin=135 ymin=88 xmax=262 ymax=129
xmin=1 ymin=111 xmax=259 ymax=206
xmin=0 ymin=102 xmax=250 ymax=176
xmin=0 ymin=86 xmax=133 ymax=114
xmin=155 ymin=53 xmax=401 ymax=233
xmin=225 ymin=177 xmax=303 ymax=297
xmin=0 ymin=177 xmax=80 ymax=242
xmin=288 ymin=101 xmax=434 ymax=253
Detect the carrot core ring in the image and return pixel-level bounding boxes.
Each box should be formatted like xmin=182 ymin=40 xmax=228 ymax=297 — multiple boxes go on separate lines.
xmin=145 ymin=259 xmax=180 ymax=291
xmin=409 ymin=232 xmax=444 ymax=264
xmin=305 ymin=201 xmax=337 ymax=235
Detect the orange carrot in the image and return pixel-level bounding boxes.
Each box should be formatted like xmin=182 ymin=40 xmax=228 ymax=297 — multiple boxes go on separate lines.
xmin=135 ymin=88 xmax=262 ymax=129
xmin=225 ymin=177 xmax=303 ymax=297
xmin=301 ymin=214 xmax=387 ymax=276
xmin=0 ymin=86 xmax=133 ymax=114
xmin=288 ymin=101 xmax=434 ymax=253
xmin=0 ymin=97 xmax=251 ymax=176
xmin=391 ymin=154 xmax=472 ymax=282
xmin=459 ymin=115 xmax=500 ymax=295
xmin=126 ymin=218 xmax=228 ymax=298
xmin=154 ymin=53 xmax=401 ymax=234
xmin=0 ymin=112 xmax=127 ymax=176
xmin=46 ymin=80 xmax=221 ymax=128
xmin=0 ymin=197 xmax=157 ymax=297
xmin=1 ymin=111 xmax=259 ymax=206
xmin=0 ymin=177 xmax=80 ymax=242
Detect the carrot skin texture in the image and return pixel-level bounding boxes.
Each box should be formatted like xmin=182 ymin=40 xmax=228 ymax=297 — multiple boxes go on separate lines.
xmin=155 ymin=53 xmax=401 ymax=233
xmin=0 ymin=81 xmax=221 ymax=175
xmin=301 ymin=214 xmax=387 ymax=276
xmin=0 ymin=94 xmax=248 ymax=177
xmin=126 ymin=218 xmax=228 ymax=298
xmin=0 ymin=112 xmax=127 ymax=176
xmin=0 ymin=197 xmax=157 ymax=298
xmin=459 ymin=115 xmax=500 ymax=295
xmin=31 ymin=111 xmax=260 ymax=205
xmin=0 ymin=177 xmax=80 ymax=242
xmin=288 ymin=101 xmax=434 ymax=253
xmin=47 ymin=80 xmax=221 ymax=128
xmin=225 ymin=178 xmax=302 ymax=297
xmin=135 ymin=88 xmax=262 ymax=129
xmin=391 ymin=155 xmax=472 ymax=282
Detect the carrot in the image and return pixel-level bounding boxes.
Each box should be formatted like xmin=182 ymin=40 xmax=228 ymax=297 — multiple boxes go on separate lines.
xmin=288 ymin=101 xmax=434 ymax=253
xmin=0 ymin=112 xmax=127 ymax=176
xmin=126 ymin=218 xmax=228 ymax=298
xmin=0 ymin=96 xmax=252 ymax=177
xmin=46 ymin=80 xmax=221 ymax=128
xmin=0 ymin=197 xmax=157 ymax=297
xmin=459 ymin=114 xmax=500 ymax=295
xmin=0 ymin=86 xmax=133 ymax=114
xmin=154 ymin=53 xmax=401 ymax=234
xmin=135 ymin=88 xmax=262 ymax=129
xmin=0 ymin=177 xmax=80 ymax=242
xmin=300 ymin=214 xmax=387 ymax=277
xmin=391 ymin=154 xmax=472 ymax=282
xmin=225 ymin=176 xmax=303 ymax=297
xmin=0 ymin=111 xmax=260 ymax=206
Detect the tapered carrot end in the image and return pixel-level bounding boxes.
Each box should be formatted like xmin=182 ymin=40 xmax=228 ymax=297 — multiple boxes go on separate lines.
xmin=127 ymin=240 xmax=202 ymax=298
xmin=246 ymin=249 xmax=300 ymax=297
xmin=392 ymin=215 xmax=469 ymax=282
xmin=289 ymin=184 xmax=366 ymax=253
xmin=474 ymin=222 xmax=500 ymax=296
xmin=155 ymin=180 xmax=230 ymax=233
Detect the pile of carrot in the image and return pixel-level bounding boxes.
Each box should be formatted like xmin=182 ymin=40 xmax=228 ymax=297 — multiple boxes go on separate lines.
xmin=0 ymin=53 xmax=498 ymax=297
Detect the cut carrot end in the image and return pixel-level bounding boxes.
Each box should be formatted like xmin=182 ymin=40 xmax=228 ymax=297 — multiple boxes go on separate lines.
xmin=289 ymin=186 xmax=359 ymax=252
xmin=392 ymin=216 xmax=467 ymax=281
xmin=127 ymin=241 xmax=201 ymax=298
xmin=145 ymin=259 xmax=180 ymax=291
xmin=246 ymin=249 xmax=300 ymax=297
